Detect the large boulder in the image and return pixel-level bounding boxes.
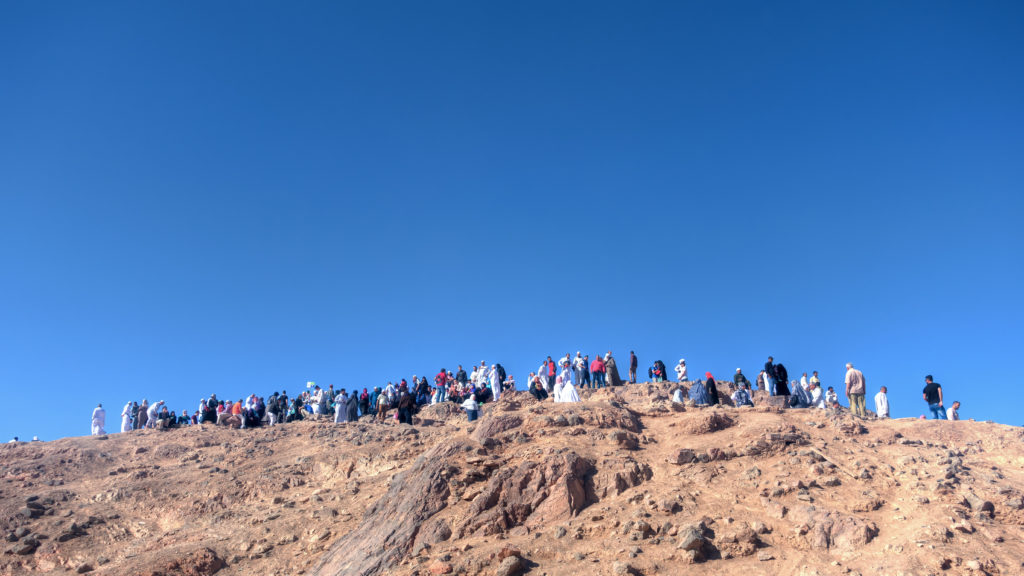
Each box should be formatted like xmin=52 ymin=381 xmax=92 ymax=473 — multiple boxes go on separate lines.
xmin=311 ymin=440 xmax=462 ymax=576
xmin=457 ymin=451 xmax=594 ymax=537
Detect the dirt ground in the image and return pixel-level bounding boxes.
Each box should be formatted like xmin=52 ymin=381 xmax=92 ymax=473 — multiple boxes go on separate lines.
xmin=2 ymin=382 xmax=1022 ymax=576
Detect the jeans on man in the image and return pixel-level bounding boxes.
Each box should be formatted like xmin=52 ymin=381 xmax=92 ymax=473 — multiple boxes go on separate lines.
xmin=593 ymin=372 xmax=605 ymax=388
xmin=767 ymin=376 xmax=776 ymax=396
xmin=849 ymin=393 xmax=866 ymax=418
xmin=929 ymin=403 xmax=947 ymax=419
xmin=581 ymin=370 xmax=590 ymax=388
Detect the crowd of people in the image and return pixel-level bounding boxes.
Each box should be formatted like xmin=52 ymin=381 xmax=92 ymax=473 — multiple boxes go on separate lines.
xmin=80 ymin=352 xmax=963 ymax=437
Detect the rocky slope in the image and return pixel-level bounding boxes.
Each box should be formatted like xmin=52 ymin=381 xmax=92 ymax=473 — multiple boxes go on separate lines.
xmin=2 ymin=383 xmax=1023 ymax=576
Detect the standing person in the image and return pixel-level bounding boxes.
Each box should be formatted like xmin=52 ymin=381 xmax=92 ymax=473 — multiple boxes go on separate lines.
xmin=947 ymin=400 xmax=960 ymax=421
xmin=546 ymin=357 xmax=556 ymax=392
xmin=572 ymin=352 xmax=585 ymax=386
xmin=756 ymin=370 xmax=767 ymax=392
xmin=120 ymin=402 xmax=133 ymax=433
xmin=874 ymin=386 xmax=890 ymax=419
xmin=764 ymin=357 xmax=776 ymax=395
xmin=629 ymin=351 xmax=638 ymax=384
xmin=605 ymin=351 xmax=624 ymax=387
xmin=845 ymin=363 xmax=867 ymax=417
xmin=580 ymin=355 xmax=591 ymax=388
xmin=675 ymin=359 xmax=689 ymax=382
xmin=704 ymin=372 xmax=720 ymax=406
xmin=809 ymin=371 xmax=821 ymax=388
xmin=91 ymin=404 xmax=106 ymax=436
xmin=397 ymin=388 xmax=414 ymax=425
xmin=455 ymin=365 xmax=468 ymax=386
xmin=774 ymin=362 xmax=790 ymax=396
xmin=335 ymin=390 xmax=348 ymax=423
xmin=137 ymin=399 xmax=149 ymax=430
xmin=346 ymin=391 xmax=359 ymax=422
xmin=922 ymin=375 xmax=946 ymax=419
xmin=590 ymin=355 xmax=605 ymax=388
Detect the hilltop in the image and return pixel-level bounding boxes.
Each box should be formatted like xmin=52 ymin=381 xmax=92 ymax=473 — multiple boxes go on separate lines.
xmin=2 ymin=383 xmax=1022 ymax=576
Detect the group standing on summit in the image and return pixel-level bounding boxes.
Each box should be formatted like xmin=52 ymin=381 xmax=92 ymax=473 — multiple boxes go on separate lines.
xmin=76 ymin=351 xmax=964 ymax=438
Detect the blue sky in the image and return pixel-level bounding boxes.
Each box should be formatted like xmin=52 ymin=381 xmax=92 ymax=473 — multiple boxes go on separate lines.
xmin=2 ymin=1 xmax=1021 ymax=440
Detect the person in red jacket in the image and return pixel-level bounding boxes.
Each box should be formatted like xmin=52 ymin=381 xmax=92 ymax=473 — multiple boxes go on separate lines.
xmin=590 ymin=355 xmax=606 ymax=388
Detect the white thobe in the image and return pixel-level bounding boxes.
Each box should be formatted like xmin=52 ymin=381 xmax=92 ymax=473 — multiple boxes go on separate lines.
xmin=874 ymin=392 xmax=889 ymax=418
xmin=121 ymin=403 xmax=132 ymax=433
xmin=91 ymin=407 xmax=106 ymax=436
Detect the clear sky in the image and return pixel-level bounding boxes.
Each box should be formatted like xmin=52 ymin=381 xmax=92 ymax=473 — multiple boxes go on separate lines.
xmin=2 ymin=1 xmax=1022 ymax=441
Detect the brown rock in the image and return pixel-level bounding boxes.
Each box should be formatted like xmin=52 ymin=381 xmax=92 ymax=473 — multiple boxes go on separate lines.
xmin=457 ymin=452 xmax=593 ymax=537
xmin=429 ymin=561 xmax=453 ymax=574
xmin=471 ymin=414 xmax=523 ymax=443
xmin=311 ymin=440 xmax=463 ymax=576
xmin=494 ymin=555 xmax=522 ymax=576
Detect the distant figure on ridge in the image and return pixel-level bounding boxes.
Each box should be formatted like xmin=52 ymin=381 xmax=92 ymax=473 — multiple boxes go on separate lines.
xmin=120 ymin=401 xmax=132 ymax=433
xmin=874 ymin=386 xmax=890 ymax=419
xmin=590 ymin=355 xmax=605 ymax=388
xmin=605 ymin=351 xmax=624 ymax=387
xmin=91 ymin=403 xmax=105 ymax=436
xmin=675 ymin=359 xmax=689 ymax=382
xmin=845 ymin=363 xmax=867 ymax=418
xmin=629 ymin=351 xmax=638 ymax=384
xmin=922 ymin=375 xmax=946 ymax=419
xmin=947 ymin=400 xmax=960 ymax=421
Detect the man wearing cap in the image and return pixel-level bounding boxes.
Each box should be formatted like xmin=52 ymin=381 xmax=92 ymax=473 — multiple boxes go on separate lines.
xmin=844 ymin=363 xmax=867 ymax=418
xmin=733 ymin=368 xmax=749 ymax=389
xmin=675 ymin=359 xmax=688 ymax=382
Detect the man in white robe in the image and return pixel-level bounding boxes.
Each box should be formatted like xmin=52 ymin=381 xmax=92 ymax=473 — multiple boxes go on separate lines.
xmin=120 ymin=402 xmax=132 ymax=433
xmin=334 ymin=392 xmax=348 ymax=423
xmin=146 ymin=401 xmax=164 ymax=428
xmin=91 ymin=404 xmax=106 ymax=436
xmin=874 ymin=386 xmax=889 ymax=418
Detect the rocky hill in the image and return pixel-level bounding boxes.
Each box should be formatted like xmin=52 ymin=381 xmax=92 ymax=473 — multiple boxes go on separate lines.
xmin=2 ymin=383 xmax=1022 ymax=576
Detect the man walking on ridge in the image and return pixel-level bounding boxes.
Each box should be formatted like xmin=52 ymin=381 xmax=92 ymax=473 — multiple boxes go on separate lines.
xmin=874 ymin=386 xmax=889 ymax=419
xmin=922 ymin=375 xmax=946 ymax=419
xmin=845 ymin=363 xmax=866 ymax=418
xmin=91 ymin=403 xmax=106 ymax=436
xmin=629 ymin=351 xmax=638 ymax=384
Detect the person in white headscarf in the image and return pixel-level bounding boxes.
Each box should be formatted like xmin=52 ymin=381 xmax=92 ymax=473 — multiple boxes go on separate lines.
xmin=675 ymin=359 xmax=688 ymax=382
xmin=91 ymin=404 xmax=106 ymax=436
xmin=556 ymin=375 xmax=581 ymax=403
xmin=552 ymin=374 xmax=566 ymax=402
xmin=120 ymin=402 xmax=133 ymax=433
xmin=489 ymin=365 xmax=500 ymax=400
